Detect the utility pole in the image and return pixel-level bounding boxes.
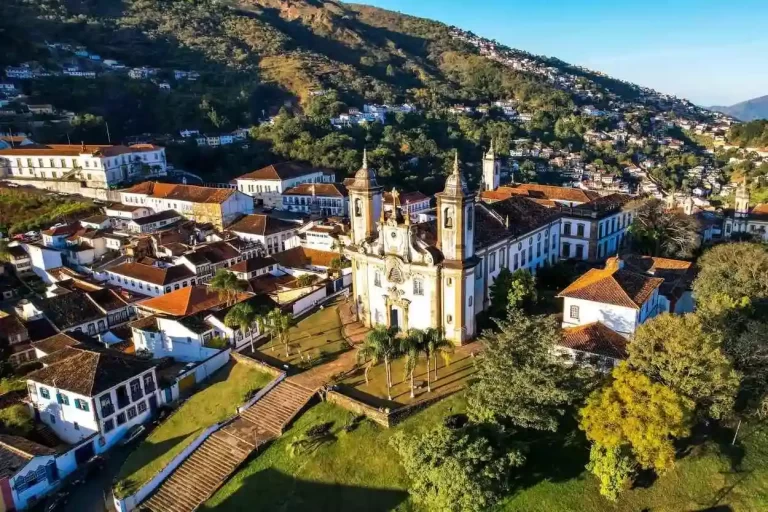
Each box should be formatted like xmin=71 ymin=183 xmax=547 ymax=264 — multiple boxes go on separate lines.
xmin=105 ymin=121 xmax=111 ymax=144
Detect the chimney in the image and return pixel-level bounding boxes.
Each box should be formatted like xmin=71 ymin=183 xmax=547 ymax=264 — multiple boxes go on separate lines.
xmin=605 ymin=256 xmax=624 ymax=271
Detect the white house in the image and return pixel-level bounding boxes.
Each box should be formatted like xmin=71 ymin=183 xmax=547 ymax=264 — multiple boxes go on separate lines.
xmin=125 ymin=210 xmax=183 ymax=234
xmin=26 ymin=346 xmax=160 ymax=450
xmin=105 ymin=262 xmax=196 ymax=297
xmin=233 ymin=162 xmax=334 ymax=209
xmin=119 ymin=182 xmax=253 ymax=230
xmin=18 ymin=244 xmax=63 ymax=284
xmin=228 ymin=214 xmax=299 ymax=255
xmin=281 ymin=183 xmax=349 ymax=217
xmin=558 ymin=257 xmax=665 ymax=337
xmin=0 ymin=143 xmax=166 ymax=189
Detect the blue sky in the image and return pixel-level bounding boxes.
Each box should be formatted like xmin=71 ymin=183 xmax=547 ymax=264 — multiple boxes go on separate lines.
xmin=362 ymin=0 xmax=768 ymax=106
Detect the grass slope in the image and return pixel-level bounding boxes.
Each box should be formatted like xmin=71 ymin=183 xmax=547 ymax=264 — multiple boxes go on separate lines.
xmin=0 ymin=188 xmax=96 ymax=235
xmin=205 ymin=392 xmax=768 ymax=512
xmin=114 ymin=360 xmax=273 ymax=498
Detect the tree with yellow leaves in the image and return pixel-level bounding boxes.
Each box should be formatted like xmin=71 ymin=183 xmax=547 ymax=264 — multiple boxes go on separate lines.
xmin=580 ymin=363 xmax=693 ymax=499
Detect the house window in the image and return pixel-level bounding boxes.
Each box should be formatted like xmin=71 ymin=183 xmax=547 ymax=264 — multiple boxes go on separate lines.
xmin=127 ymin=406 xmax=137 ymax=420
xmin=513 ymin=253 xmax=519 ymax=270
xmin=570 ymin=305 xmax=580 ymax=320
xmin=413 ymin=279 xmax=424 ymax=296
xmin=100 ymin=395 xmax=114 ymax=417
xmin=88 ymin=323 xmax=96 ymax=336
xmin=446 ymin=314 xmax=453 ymax=324
xmin=56 ymin=393 xmax=69 ymax=406
xmin=137 ymin=401 xmax=147 ymax=414
xmin=116 ymin=385 xmax=130 ymax=408
xmin=116 ymin=413 xmax=126 ymax=426
xmin=499 ymin=248 xmax=506 ymax=267
xmin=75 ymin=399 xmax=89 ymax=412
xmin=562 ymin=242 xmax=571 ymax=258
xmin=563 ymin=222 xmax=572 ymax=236
xmin=575 ymin=245 xmax=585 ymax=259
xmin=39 ymin=387 xmax=50 ymax=399
xmin=577 ymin=224 xmax=585 ymax=237
xmin=130 ymin=379 xmax=143 ymax=401
xmin=104 ymin=419 xmax=114 ymax=433
xmin=374 ymin=271 xmax=381 ymax=287
xmin=489 ymin=252 xmax=496 ymax=272
xmin=143 ymin=373 xmax=156 ymax=393
xmin=521 ymin=249 xmax=526 ymax=266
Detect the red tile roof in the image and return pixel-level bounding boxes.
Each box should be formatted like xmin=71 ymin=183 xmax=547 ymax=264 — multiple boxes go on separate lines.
xmin=282 ymin=183 xmax=348 ymax=197
xmin=137 ymin=286 xmax=251 ymax=317
xmin=558 ymin=259 xmax=665 ymax=309
xmin=271 ymin=247 xmax=338 ymax=268
xmin=0 ymin=143 xmax=161 ymax=157
xmin=481 ymin=184 xmax=601 ymax=204
xmin=560 ymin=322 xmax=628 ymax=359
xmin=122 ymin=182 xmax=235 ymax=204
xmin=108 ymin=262 xmax=194 ymax=286
xmin=228 ymin=214 xmax=297 ymax=236
xmin=236 ymin=161 xmax=323 ymax=181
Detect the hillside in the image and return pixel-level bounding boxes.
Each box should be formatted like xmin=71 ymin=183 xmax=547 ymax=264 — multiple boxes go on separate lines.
xmin=710 ymin=94 xmax=768 ymax=121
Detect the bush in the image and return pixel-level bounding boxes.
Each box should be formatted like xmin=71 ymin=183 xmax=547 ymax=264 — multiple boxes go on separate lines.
xmin=0 ymin=405 xmax=33 ymax=436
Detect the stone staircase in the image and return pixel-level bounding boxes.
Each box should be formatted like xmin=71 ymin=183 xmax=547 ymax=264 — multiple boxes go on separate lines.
xmin=142 ymin=431 xmax=253 ymax=512
xmin=239 ymin=380 xmax=316 ymax=435
xmin=140 ymin=379 xmax=316 ymax=512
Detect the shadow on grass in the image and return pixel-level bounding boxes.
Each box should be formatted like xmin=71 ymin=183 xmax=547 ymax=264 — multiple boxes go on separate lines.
xmin=114 ymin=433 xmax=194 ymax=497
xmin=200 ymin=467 xmax=409 ymax=512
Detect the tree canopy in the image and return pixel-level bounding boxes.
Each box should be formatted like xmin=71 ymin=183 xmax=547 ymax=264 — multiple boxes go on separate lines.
xmin=693 ymin=243 xmax=768 ymax=315
xmin=390 ymin=423 xmax=524 ymax=512
xmin=627 ymin=198 xmax=699 ymax=258
xmin=628 ymin=313 xmax=739 ymax=420
xmin=467 ymin=309 xmax=591 ymax=430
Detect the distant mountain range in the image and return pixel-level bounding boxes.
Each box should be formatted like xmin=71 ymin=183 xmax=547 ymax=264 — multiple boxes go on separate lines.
xmin=709 ymin=95 xmax=768 ymax=121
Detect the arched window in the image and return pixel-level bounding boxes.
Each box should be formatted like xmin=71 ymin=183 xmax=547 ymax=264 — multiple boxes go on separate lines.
xmin=444 ymin=207 xmax=454 ymax=228
xmin=354 ymin=198 xmax=362 ymax=217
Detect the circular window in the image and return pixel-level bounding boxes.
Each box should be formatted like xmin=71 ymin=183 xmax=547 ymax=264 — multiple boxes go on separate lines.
xmin=390 ymin=231 xmax=397 ymax=239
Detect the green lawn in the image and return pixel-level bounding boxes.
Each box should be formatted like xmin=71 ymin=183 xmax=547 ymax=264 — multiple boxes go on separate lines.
xmin=204 ymin=392 xmax=768 ymax=512
xmin=256 ymin=304 xmax=349 ymax=367
xmin=114 ymin=360 xmax=273 ymax=498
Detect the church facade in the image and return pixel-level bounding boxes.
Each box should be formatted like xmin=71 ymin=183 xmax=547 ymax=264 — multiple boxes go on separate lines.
xmin=345 ymin=150 xmax=565 ymax=345
xmin=723 ymin=181 xmax=768 ymax=241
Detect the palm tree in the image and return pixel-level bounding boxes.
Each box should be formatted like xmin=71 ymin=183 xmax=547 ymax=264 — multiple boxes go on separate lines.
xmin=400 ymin=330 xmax=427 ymax=399
xmin=359 ymin=326 xmax=400 ymax=400
xmin=210 ymin=269 xmax=247 ymax=306
xmin=224 ymin=302 xmax=256 ymax=351
xmin=424 ymin=328 xmax=453 ymax=393
xmin=268 ymin=308 xmax=293 ymax=357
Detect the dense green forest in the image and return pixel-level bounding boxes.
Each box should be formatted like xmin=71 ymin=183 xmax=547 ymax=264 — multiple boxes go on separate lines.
xmin=728 ymin=120 xmax=768 ymax=148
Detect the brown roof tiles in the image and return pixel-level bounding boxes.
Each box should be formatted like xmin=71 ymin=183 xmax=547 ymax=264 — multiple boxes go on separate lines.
xmin=557 ymin=260 xmax=665 ymax=309
xmin=236 ymin=161 xmax=323 ymax=181
xmin=122 ymin=182 xmax=235 ymax=204
xmin=560 ymin=322 xmax=628 ymax=359
xmin=228 ymin=214 xmax=297 ymax=236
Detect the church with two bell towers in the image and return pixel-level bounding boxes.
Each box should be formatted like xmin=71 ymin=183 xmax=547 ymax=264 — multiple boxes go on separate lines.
xmin=345 ymin=145 xmax=565 ymax=345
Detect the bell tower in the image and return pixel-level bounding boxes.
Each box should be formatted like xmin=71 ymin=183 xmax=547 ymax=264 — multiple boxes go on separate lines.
xmin=348 ymin=149 xmax=383 ymax=244
xmin=437 ymin=152 xmax=474 ymax=261
xmin=482 ymin=140 xmax=500 ymax=191
xmin=735 ymin=180 xmax=750 ymax=218
xmin=436 ymin=151 xmax=477 ymax=345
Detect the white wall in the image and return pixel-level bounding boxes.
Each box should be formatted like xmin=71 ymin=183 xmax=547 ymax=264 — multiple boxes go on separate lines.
xmin=26 ymin=383 xmax=99 ymax=444
xmin=561 ymin=297 xmax=638 ymax=336
xmin=22 ymin=244 xmax=63 ymax=283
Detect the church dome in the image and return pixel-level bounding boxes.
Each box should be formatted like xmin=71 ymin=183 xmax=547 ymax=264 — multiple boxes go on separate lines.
xmin=349 ymin=148 xmax=380 ymax=190
xmin=442 ymin=151 xmax=469 ymax=197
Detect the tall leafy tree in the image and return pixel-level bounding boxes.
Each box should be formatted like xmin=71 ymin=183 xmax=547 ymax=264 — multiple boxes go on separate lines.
xmin=268 ymin=308 xmax=293 ymax=357
xmin=628 ymin=313 xmax=739 ymax=420
xmin=627 ymin=198 xmax=699 ymax=258
xmin=693 ymin=242 xmax=768 ymax=316
xmin=586 ymin=443 xmax=637 ymax=501
xmin=467 ymin=309 xmax=590 ymax=430
xmin=390 ymin=424 xmax=524 ymax=512
xmin=580 ymin=363 xmax=693 ymax=474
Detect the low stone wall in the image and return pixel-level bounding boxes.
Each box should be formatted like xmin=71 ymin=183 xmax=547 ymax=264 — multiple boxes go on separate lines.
xmin=325 ymin=389 xmax=392 ymax=427
xmin=2 ymin=177 xmax=122 ymax=201
xmin=231 ymin=351 xmax=284 ymax=377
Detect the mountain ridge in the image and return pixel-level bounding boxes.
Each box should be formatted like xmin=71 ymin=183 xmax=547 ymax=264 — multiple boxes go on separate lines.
xmin=710 ymin=94 xmax=768 ymax=121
